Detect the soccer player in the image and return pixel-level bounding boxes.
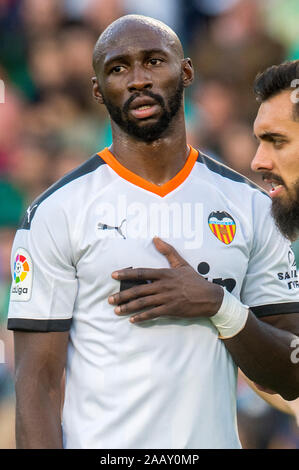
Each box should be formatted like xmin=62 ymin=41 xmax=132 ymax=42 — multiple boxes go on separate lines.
xmin=252 ymin=60 xmax=299 ymax=242
xmin=248 ymin=60 xmax=299 ymax=424
xmin=7 ymin=16 xmax=299 ymax=449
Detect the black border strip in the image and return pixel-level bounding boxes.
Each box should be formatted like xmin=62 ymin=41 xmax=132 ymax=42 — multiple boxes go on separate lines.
xmin=251 ymin=302 xmax=299 ymax=317
xmin=7 ymin=318 xmax=72 ymax=332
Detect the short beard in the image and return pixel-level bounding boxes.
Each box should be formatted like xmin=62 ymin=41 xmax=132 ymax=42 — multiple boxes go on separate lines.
xmin=102 ymin=77 xmax=184 ymax=143
xmin=271 ymin=180 xmax=299 ymax=241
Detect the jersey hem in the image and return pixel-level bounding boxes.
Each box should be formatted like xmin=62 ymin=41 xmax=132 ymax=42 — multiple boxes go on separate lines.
xmin=250 ymin=302 xmax=299 ymax=317
xmin=7 ymin=317 xmax=72 ymax=332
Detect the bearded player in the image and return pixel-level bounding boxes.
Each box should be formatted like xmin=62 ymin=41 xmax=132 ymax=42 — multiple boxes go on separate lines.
xmin=8 ymin=17 xmax=299 ymax=448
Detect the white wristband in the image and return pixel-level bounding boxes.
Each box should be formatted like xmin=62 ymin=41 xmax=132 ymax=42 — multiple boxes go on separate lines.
xmin=210 ymin=287 xmax=249 ymax=339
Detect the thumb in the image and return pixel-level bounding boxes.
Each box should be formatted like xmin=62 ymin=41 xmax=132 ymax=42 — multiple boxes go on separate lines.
xmin=153 ymin=237 xmax=188 ymax=268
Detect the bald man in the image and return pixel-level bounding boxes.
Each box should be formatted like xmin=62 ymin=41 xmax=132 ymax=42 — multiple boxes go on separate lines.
xmin=8 ymin=16 xmax=299 ymax=449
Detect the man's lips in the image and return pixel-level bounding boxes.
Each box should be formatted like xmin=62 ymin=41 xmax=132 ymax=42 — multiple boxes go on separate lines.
xmin=263 ymin=177 xmax=285 ymax=198
xmin=129 ymin=97 xmax=160 ymax=119
xmin=130 ymin=104 xmax=160 ymax=119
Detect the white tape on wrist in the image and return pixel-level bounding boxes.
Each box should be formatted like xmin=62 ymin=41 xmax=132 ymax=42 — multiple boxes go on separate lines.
xmin=210 ymin=287 xmax=249 ymax=339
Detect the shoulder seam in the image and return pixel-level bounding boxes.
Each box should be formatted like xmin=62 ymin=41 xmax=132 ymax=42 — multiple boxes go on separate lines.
xmin=19 ymin=153 xmax=106 ymax=230
xmin=196 ymin=150 xmax=269 ymax=196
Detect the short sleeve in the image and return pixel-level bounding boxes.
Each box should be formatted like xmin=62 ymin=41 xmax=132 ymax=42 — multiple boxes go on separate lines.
xmin=240 ymin=193 xmax=299 ymax=318
xmin=7 ymin=200 xmax=78 ymax=332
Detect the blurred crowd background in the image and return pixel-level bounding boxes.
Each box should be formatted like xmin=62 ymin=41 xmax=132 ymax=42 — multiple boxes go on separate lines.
xmin=0 ymin=0 xmax=299 ymax=449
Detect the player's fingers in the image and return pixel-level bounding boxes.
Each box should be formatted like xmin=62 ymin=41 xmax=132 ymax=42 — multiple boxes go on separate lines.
xmin=108 ymin=282 xmax=158 ymax=306
xmin=153 ymin=237 xmax=189 ymax=268
xmin=111 ymin=267 xmax=166 ymax=281
xmin=129 ymin=304 xmax=168 ymax=323
xmin=114 ymin=294 xmax=164 ymax=315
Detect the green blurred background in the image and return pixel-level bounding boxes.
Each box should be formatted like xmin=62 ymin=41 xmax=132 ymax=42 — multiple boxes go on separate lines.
xmin=0 ymin=0 xmax=299 ymax=449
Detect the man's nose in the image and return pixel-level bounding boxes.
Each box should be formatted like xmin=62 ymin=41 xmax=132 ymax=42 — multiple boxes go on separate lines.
xmin=127 ymin=65 xmax=152 ymax=92
xmin=251 ymin=144 xmax=274 ymax=172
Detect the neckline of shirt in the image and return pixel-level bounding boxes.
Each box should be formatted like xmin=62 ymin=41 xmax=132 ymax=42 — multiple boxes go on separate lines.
xmin=97 ymin=145 xmax=199 ymax=197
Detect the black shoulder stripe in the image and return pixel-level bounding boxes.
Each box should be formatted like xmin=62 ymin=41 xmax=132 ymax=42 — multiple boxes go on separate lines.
xmin=251 ymin=302 xmax=299 ymax=317
xmin=7 ymin=317 xmax=72 ymax=332
xmin=19 ymin=153 xmax=106 ymax=230
xmin=196 ymin=150 xmax=269 ymax=196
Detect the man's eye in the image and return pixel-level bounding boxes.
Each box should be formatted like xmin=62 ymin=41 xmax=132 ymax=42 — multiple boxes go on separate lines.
xmin=149 ymin=58 xmax=163 ymax=66
xmin=273 ymin=140 xmax=285 ymax=148
xmin=111 ymin=65 xmax=125 ymax=73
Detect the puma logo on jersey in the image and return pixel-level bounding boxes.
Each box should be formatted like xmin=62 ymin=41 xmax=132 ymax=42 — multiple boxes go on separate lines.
xmin=97 ymin=219 xmax=126 ymax=239
xmin=26 ymin=204 xmax=38 ymax=223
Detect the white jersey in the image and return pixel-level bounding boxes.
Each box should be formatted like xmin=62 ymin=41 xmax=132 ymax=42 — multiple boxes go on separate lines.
xmin=7 ymin=145 xmax=299 ymax=449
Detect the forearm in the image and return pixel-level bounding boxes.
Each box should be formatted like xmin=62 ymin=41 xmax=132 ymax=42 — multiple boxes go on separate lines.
xmin=224 ymin=311 xmax=299 ymax=400
xmin=240 ymin=369 xmax=296 ymax=416
xmin=15 ymin=378 xmax=63 ymax=449
xmin=107 ymin=245 xmax=299 ymax=400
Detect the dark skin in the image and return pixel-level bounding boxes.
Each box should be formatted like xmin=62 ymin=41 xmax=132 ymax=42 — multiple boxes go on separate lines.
xmin=14 ymin=331 xmax=68 ymax=448
xmin=91 ymin=20 xmax=193 ymax=185
xmin=14 ymin=17 xmax=299 ymax=449
xmin=108 ymin=237 xmax=299 ymax=400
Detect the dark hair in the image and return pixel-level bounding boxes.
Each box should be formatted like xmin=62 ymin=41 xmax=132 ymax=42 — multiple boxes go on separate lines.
xmin=254 ymin=60 xmax=299 ymax=120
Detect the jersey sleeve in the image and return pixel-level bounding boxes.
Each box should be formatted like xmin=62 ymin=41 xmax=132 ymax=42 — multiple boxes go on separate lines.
xmin=7 ymin=199 xmax=78 ymax=332
xmin=240 ymin=192 xmax=299 ymax=318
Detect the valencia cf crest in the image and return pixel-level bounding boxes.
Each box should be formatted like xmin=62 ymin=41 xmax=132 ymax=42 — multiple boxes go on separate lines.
xmin=208 ymin=211 xmax=236 ymax=245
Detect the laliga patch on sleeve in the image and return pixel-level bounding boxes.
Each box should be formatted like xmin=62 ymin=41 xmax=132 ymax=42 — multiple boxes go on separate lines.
xmin=10 ymin=248 xmax=33 ymax=302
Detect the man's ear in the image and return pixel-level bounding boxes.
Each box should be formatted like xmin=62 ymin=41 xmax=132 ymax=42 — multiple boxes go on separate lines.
xmin=91 ymin=76 xmax=104 ymax=104
xmin=181 ymin=58 xmax=194 ymax=87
